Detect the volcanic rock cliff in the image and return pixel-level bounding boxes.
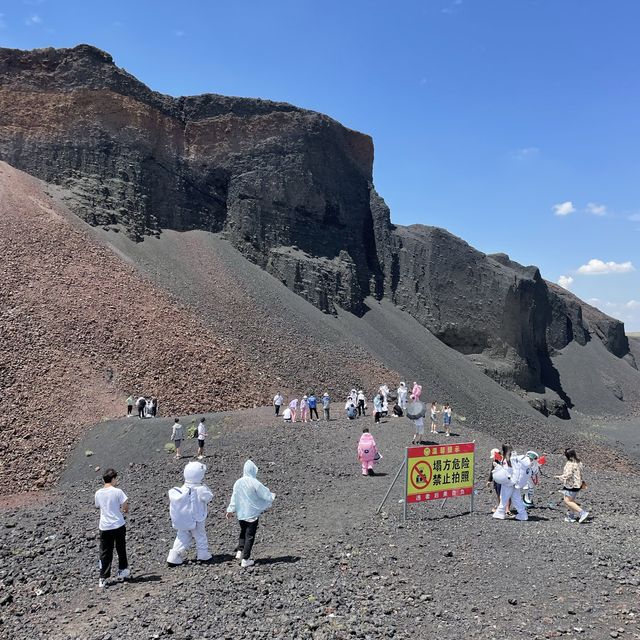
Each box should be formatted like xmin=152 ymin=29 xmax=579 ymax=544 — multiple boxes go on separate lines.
xmin=0 ymin=44 xmax=633 ymax=416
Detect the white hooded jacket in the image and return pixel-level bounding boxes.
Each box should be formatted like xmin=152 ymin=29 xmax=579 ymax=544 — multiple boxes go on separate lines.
xmin=227 ymin=460 xmax=275 ymax=522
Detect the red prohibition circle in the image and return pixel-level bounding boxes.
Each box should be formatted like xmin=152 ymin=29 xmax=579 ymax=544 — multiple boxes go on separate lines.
xmin=410 ymin=461 xmax=432 ymax=491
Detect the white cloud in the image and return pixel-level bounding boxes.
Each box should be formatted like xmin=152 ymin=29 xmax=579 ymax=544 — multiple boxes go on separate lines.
xmin=628 ymin=213 xmax=640 ymax=222
xmin=513 ymin=146 xmax=540 ymax=160
xmin=585 ymin=202 xmax=607 ymax=216
xmin=553 ymin=201 xmax=575 ymax=216
xmin=626 ymin=300 xmax=640 ymax=309
xmin=25 ymin=14 xmax=42 ymax=26
xmin=576 ymin=259 xmax=635 ymax=275
xmin=557 ymin=275 xmax=574 ymax=289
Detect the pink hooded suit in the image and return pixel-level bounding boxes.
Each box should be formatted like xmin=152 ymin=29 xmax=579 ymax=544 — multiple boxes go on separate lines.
xmin=357 ymin=433 xmax=378 ymax=475
xmin=411 ymin=383 xmax=422 ymax=401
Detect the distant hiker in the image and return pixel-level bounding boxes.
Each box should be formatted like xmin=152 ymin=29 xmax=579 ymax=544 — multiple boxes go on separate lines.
xmin=126 ymin=395 xmax=133 ymax=416
xmin=226 ymin=460 xmax=275 ymax=568
xmin=397 ymin=382 xmax=408 ymax=410
xmin=300 ymin=395 xmax=309 ymax=423
xmin=554 ymin=448 xmax=589 ymax=523
xmin=145 ymin=397 xmax=154 ymax=418
xmin=308 ymin=393 xmax=319 ymax=421
xmin=273 ymin=392 xmax=284 ymax=416
xmin=171 ymin=418 xmax=184 ymax=459
xmin=411 ymin=416 xmax=425 ymax=445
xmin=288 ymin=398 xmax=298 ymax=423
xmin=136 ymin=396 xmax=146 ymax=419
xmin=392 ymin=403 xmax=403 ymax=418
xmin=442 ymin=403 xmax=452 ymax=436
xmin=486 ymin=448 xmax=503 ymax=512
xmin=522 ymin=451 xmax=546 ymax=507
xmin=151 ymin=397 xmax=158 ymax=417
xmin=410 ymin=382 xmax=422 ymax=402
xmin=197 ymin=418 xmax=207 ymax=459
xmin=346 ymin=403 xmax=357 ymax=420
xmin=357 ymin=428 xmax=380 ymax=476
xmin=167 ymin=462 xmax=213 ymax=566
xmin=282 ymin=407 xmax=292 ymax=422
xmin=357 ymin=390 xmax=366 ymax=416
xmin=430 ymin=402 xmax=439 ymax=434
xmin=373 ymin=393 xmax=383 ymax=424
xmin=322 ymin=392 xmax=331 ymax=421
xmin=95 ymin=468 xmax=130 ymax=588
xmin=492 ymin=444 xmax=529 ymax=521
xmin=379 ymin=385 xmax=390 ymax=416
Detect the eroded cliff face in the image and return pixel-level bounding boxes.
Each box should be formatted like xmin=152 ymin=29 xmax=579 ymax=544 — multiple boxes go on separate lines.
xmin=0 ymin=44 xmax=632 ymax=414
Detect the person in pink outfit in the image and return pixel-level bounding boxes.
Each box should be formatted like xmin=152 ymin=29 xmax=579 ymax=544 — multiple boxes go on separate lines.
xmin=299 ymin=395 xmax=309 ymax=423
xmin=288 ymin=398 xmax=298 ymax=423
xmin=411 ymin=382 xmax=422 ymax=401
xmin=357 ymin=428 xmax=380 ymax=477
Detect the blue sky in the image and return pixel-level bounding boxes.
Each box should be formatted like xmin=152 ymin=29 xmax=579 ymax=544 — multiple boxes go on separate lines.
xmin=1 ymin=0 xmax=639 ymax=330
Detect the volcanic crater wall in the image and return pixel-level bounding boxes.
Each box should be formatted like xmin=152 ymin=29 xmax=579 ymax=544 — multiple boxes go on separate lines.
xmin=0 ymin=44 xmax=632 ymax=414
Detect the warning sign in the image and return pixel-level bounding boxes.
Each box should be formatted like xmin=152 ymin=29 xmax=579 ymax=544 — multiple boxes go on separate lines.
xmin=406 ymin=443 xmax=475 ymax=504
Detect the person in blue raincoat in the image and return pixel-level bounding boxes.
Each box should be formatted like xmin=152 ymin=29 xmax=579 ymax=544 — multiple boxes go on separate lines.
xmin=225 ymin=460 xmax=275 ymax=568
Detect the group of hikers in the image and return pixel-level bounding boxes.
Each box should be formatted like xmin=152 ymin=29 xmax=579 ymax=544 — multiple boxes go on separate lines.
xmin=486 ymin=445 xmax=589 ymax=524
xmin=126 ymin=395 xmax=158 ymax=419
xmin=98 ymin=383 xmax=590 ymax=588
xmin=94 ymin=459 xmax=275 ymax=587
xmin=272 ymin=382 xmax=454 ymax=439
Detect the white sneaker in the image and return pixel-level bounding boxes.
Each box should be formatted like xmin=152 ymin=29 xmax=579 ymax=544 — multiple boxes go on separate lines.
xmin=578 ymin=511 xmax=590 ymax=523
xmin=564 ymin=516 xmax=577 ymax=523
xmin=98 ymin=578 xmax=107 ymax=588
xmin=116 ymin=568 xmax=130 ymax=580
xmin=235 ymin=550 xmax=242 ymax=560
xmin=197 ymin=455 xmax=204 ymax=460
xmin=241 ymin=559 xmax=255 ymax=568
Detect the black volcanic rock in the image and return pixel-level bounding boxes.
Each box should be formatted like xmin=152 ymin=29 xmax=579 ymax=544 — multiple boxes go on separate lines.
xmin=0 ymin=44 xmax=633 ymax=411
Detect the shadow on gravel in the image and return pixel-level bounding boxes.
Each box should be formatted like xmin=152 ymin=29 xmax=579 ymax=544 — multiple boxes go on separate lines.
xmin=129 ymin=574 xmax=162 ymax=584
xmin=525 ymin=514 xmax=551 ymax=522
xmin=256 ymin=555 xmax=301 ymax=566
xmin=206 ymin=554 xmax=236 ymax=565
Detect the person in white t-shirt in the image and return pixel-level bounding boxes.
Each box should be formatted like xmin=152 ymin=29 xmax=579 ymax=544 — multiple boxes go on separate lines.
xmin=94 ymin=468 xmax=130 ymax=588
xmin=197 ymin=418 xmax=207 ymax=459
xmin=273 ymin=392 xmax=284 ymax=416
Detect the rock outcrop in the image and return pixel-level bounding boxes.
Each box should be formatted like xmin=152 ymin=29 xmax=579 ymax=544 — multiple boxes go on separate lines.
xmin=0 ymin=44 xmax=633 ymax=416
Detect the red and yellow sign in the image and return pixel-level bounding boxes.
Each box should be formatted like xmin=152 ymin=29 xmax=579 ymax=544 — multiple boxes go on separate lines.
xmin=406 ymin=443 xmax=475 ymax=503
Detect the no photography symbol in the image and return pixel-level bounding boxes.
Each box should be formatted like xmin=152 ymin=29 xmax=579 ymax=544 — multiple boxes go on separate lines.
xmin=410 ymin=461 xmax=432 ymax=490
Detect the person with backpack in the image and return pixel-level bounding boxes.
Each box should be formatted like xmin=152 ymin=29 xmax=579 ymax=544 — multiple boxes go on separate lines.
xmin=491 ymin=444 xmax=530 ymax=521
xmin=95 ymin=468 xmax=130 ymax=588
xmin=170 ymin=418 xmax=184 ymax=459
xmin=136 ymin=396 xmax=146 ymax=419
xmin=357 ymin=428 xmax=380 ymax=476
xmin=308 ymin=393 xmax=319 ymax=421
xmin=226 ymin=460 xmax=275 ymax=568
xmin=166 ymin=461 xmax=214 ymax=566
xmin=554 ymin=448 xmax=589 ymax=523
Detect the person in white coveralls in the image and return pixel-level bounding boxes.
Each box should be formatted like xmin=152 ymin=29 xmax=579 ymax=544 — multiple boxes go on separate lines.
xmin=167 ymin=462 xmax=213 ymax=566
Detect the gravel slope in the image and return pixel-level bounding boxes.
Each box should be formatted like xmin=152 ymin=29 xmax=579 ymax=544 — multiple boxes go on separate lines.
xmin=1 ymin=410 xmax=639 ymax=640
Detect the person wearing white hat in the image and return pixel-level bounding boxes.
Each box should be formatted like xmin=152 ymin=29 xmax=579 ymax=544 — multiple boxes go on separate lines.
xmin=166 ymin=461 xmax=213 ymax=566
xmin=397 ymin=382 xmax=408 ymax=410
xmin=492 ymin=444 xmax=529 ymax=521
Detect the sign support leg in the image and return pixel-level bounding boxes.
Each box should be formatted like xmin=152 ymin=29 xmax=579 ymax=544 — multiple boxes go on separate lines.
xmin=470 ymin=439 xmax=476 ymax=513
xmin=403 ymin=448 xmax=408 ymax=522
xmin=376 ymin=457 xmax=406 ymax=515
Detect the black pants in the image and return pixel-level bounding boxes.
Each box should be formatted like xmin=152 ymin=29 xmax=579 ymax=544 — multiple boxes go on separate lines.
xmin=309 ymin=407 xmax=318 ymax=420
xmin=275 ymin=404 xmax=280 ymax=416
xmin=127 ymin=405 xmax=132 ymax=415
xmin=374 ymin=411 xmax=380 ymax=423
xmin=99 ymin=525 xmax=128 ymax=579
xmin=358 ymin=400 xmax=365 ymax=416
xmin=236 ymin=519 xmax=259 ymax=560
xmin=138 ymin=406 xmax=145 ymax=418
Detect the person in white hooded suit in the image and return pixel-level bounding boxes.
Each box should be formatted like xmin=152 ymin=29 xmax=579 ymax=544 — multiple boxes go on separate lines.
xmin=226 ymin=460 xmax=275 ymax=568
xmin=167 ymin=461 xmax=214 ymax=566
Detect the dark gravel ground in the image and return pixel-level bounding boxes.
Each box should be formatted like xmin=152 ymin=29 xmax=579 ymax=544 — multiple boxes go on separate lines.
xmin=1 ymin=408 xmax=639 ymax=640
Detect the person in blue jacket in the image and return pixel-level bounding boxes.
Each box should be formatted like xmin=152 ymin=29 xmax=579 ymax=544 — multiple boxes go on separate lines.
xmin=307 ymin=393 xmax=319 ymax=421
xmin=225 ymin=460 xmax=275 ymax=567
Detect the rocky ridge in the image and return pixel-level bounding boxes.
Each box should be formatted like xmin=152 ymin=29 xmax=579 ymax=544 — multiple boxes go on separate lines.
xmin=0 ymin=44 xmax=635 ymax=416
